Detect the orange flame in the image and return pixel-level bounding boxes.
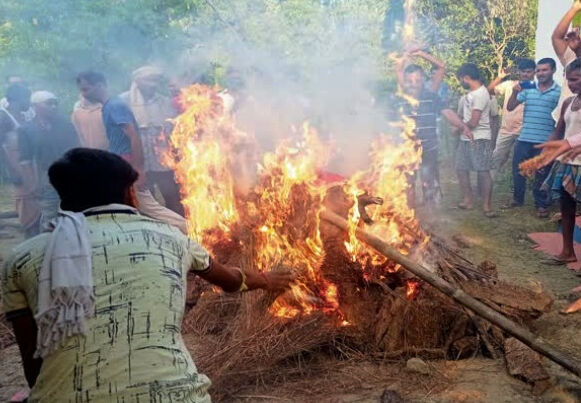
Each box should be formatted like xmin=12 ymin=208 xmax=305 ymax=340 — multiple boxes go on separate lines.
xmin=166 ymin=84 xmax=425 ymax=322
xmin=406 ymin=280 xmax=420 ymax=300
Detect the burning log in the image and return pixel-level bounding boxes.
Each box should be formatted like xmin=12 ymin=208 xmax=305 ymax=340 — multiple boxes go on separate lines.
xmin=319 ymin=208 xmax=581 ymax=378
xmin=168 ymin=85 xmax=573 ymax=399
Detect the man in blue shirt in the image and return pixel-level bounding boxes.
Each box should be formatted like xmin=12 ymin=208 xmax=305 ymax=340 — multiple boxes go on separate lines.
xmin=76 ymin=72 xmax=144 ymax=168
xmin=507 ymin=58 xmax=561 ymax=217
xmin=76 ymin=71 xmax=187 ymax=233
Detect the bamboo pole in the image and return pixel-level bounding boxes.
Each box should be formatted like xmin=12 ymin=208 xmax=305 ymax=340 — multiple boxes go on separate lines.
xmin=320 ymin=209 xmax=581 ymax=378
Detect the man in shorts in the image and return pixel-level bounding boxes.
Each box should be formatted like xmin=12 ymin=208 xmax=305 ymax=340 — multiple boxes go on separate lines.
xmin=455 ymin=63 xmax=496 ymax=217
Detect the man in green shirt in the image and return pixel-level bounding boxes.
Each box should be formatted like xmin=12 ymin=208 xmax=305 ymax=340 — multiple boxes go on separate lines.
xmin=1 ymin=148 xmax=293 ymax=402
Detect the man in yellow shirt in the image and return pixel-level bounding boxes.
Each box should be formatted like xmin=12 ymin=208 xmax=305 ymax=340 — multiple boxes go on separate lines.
xmin=1 ymin=148 xmax=293 ymax=402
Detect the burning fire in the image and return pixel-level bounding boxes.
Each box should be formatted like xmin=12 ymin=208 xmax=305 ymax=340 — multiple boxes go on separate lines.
xmin=166 ymin=84 xmax=425 ymax=321
xmin=406 ymin=280 xmax=420 ymax=300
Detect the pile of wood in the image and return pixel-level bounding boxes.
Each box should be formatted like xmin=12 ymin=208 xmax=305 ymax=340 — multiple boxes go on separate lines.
xmin=182 ymin=186 xmax=559 ymax=400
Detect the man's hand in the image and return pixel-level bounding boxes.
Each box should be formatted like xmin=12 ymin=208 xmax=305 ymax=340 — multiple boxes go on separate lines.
xmin=462 ymin=125 xmax=474 ymax=141
xmin=535 ymin=140 xmax=572 ymax=167
xmin=562 ymin=145 xmax=581 ymax=163
xmin=573 ymin=0 xmax=581 ymax=12
xmin=245 ymin=268 xmax=295 ymax=292
xmin=512 ymin=83 xmax=523 ymax=93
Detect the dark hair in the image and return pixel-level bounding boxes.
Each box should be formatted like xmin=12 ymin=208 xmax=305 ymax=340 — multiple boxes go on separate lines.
xmin=76 ymin=71 xmax=106 ymax=86
xmin=404 ymin=64 xmax=425 ymax=76
xmin=456 ymin=63 xmax=482 ymax=82
xmin=537 ymin=58 xmax=556 ymax=70
xmin=566 ymin=57 xmax=581 ymax=74
xmin=5 ymin=83 xmax=31 ymax=103
xmin=517 ymin=59 xmax=536 ymax=71
xmin=48 ymin=148 xmax=138 ymax=212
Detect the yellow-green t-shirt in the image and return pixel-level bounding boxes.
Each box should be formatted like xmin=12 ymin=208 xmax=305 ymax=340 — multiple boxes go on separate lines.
xmin=1 ymin=210 xmax=212 ymax=402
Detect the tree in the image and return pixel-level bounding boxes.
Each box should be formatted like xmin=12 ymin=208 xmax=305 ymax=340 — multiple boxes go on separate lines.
xmin=415 ymin=0 xmax=538 ymax=84
xmin=484 ymin=0 xmax=537 ymax=76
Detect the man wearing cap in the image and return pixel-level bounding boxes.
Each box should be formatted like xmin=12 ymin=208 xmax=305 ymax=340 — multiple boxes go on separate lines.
xmin=18 ymin=91 xmax=78 ymax=230
xmin=120 ymin=66 xmax=183 ymax=215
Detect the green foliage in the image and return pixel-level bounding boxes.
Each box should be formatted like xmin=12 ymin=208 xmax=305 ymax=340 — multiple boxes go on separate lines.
xmin=0 ymin=0 xmax=538 ymax=102
xmin=416 ymin=0 xmax=538 ymax=87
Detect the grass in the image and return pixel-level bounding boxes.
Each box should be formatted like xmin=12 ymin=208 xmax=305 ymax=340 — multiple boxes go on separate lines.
xmin=422 ymin=158 xmax=580 ymax=297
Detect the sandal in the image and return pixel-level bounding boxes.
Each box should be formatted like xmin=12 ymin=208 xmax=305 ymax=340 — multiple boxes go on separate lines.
xmin=501 ymin=201 xmax=523 ymax=209
xmin=484 ymin=211 xmax=498 ymax=218
xmin=541 ymin=256 xmax=577 ymax=266
xmin=457 ymin=203 xmax=474 ymax=210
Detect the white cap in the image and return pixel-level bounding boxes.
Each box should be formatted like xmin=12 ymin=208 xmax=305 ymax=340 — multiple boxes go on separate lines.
xmin=30 ymin=91 xmax=57 ymax=104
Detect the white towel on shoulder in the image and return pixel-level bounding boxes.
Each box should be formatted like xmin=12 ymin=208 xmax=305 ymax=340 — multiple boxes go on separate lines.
xmin=35 ymin=210 xmax=93 ymax=358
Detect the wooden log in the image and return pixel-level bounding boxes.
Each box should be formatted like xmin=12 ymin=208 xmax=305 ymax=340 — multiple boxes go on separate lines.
xmin=504 ymin=337 xmax=550 ymax=386
xmin=320 ymin=209 xmax=581 ymax=378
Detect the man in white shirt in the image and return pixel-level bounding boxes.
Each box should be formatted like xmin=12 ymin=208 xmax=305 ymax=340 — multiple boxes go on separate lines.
xmin=455 ymin=63 xmax=496 ymax=217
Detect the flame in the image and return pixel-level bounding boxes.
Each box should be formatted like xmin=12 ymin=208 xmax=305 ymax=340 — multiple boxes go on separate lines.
xmin=166 ymin=84 xmax=426 ymax=322
xmin=406 ymin=280 xmax=420 ymax=299
xmin=164 ymin=85 xmax=238 ymax=243
xmin=343 ymin=100 xmax=425 ymax=274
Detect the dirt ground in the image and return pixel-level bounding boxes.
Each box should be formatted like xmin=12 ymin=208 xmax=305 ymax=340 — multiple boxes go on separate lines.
xmin=3 ymin=163 xmax=581 ymax=402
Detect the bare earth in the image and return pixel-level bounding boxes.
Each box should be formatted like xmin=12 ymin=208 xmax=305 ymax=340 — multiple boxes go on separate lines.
xmin=2 ymin=165 xmax=581 ymax=402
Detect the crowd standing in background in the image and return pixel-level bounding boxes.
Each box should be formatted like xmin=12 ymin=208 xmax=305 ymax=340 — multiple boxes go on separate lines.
xmin=5 ymin=1 xmax=581 ymax=401
xmin=76 ymin=70 xmax=188 ymax=233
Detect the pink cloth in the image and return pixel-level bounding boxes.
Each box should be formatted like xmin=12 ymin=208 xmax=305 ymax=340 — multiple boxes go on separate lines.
xmin=567 ymin=133 xmax=581 ymax=149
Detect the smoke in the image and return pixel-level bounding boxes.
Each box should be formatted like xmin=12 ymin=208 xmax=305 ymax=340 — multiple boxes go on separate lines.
xmin=2 ymin=1 xmax=400 ymax=175
xmin=169 ymin=1 xmax=394 ymax=175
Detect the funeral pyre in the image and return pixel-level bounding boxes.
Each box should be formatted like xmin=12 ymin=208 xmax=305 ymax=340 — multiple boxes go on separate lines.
xmin=164 ymin=85 xmax=553 ymax=399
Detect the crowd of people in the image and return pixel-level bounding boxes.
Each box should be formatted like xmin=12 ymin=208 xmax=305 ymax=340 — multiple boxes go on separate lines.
xmin=399 ymin=2 xmax=581 ymax=236
xmin=3 ymin=2 xmax=581 ymax=401
xmin=0 ymin=66 xmax=294 ymax=402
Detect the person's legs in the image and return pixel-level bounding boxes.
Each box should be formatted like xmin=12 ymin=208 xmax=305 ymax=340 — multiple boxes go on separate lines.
xmin=478 ymin=171 xmax=493 ymax=212
xmin=420 ymin=148 xmax=438 ymax=206
xmin=471 ymin=139 xmax=495 ymax=214
xmin=14 ymin=189 xmax=41 ymax=238
xmin=512 ymin=140 xmax=528 ymax=205
xmin=456 ymin=170 xmax=472 ymax=207
xmin=148 ymin=171 xmax=185 ymax=216
xmin=491 ymin=133 xmax=516 ymax=174
xmin=533 ymin=162 xmax=552 ymax=211
xmin=559 ymin=191 xmax=577 ymax=261
xmin=455 ymin=141 xmax=473 ymax=208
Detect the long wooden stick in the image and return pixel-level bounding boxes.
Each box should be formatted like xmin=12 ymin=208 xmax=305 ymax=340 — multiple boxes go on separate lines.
xmin=320 ymin=209 xmax=581 ymax=377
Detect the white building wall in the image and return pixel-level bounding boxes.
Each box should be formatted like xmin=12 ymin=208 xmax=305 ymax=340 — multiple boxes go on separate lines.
xmin=535 ymin=0 xmax=571 ymax=84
